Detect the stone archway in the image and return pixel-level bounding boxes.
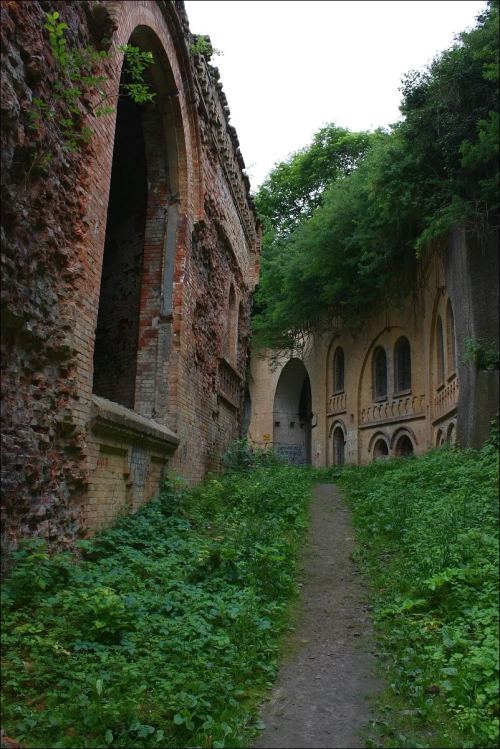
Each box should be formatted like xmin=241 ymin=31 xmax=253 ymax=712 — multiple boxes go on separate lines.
xmin=273 ymin=359 xmax=312 ymax=465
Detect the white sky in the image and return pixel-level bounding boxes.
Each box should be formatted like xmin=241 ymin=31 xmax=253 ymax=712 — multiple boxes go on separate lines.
xmin=185 ymin=0 xmax=487 ymax=189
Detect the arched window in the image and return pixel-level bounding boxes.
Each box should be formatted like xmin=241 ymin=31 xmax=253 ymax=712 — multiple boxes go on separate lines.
xmin=446 ymin=300 xmax=456 ymax=375
xmin=333 ymin=426 xmax=345 ymax=465
xmin=395 ymin=435 xmax=414 ymax=457
xmin=394 ymin=337 xmax=411 ymax=393
xmin=373 ymin=346 xmax=387 ymax=400
xmin=436 ymin=316 xmax=445 ymax=385
xmin=333 ymin=347 xmax=345 ymax=393
xmin=373 ymin=438 xmax=389 ymax=459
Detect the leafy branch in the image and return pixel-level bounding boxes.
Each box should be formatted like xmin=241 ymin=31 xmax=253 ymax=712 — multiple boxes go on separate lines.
xmin=27 ymin=11 xmax=155 ymax=174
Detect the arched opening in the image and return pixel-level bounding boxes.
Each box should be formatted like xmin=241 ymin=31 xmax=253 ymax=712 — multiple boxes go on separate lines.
xmin=436 ymin=429 xmax=445 ymax=447
xmin=92 ymin=28 xmax=185 ymax=419
xmin=446 ymin=300 xmax=456 ymax=375
xmin=373 ymin=346 xmax=387 ymax=400
xmin=373 ymin=438 xmax=389 ymax=459
xmin=447 ymin=422 xmax=456 ymax=445
xmin=436 ymin=315 xmax=445 ymax=385
xmin=92 ymin=93 xmax=147 ymax=407
xmin=333 ymin=346 xmax=345 ymax=393
xmin=394 ymin=337 xmax=411 ymax=393
xmin=273 ymin=359 xmax=312 ymax=465
xmin=395 ymin=435 xmax=414 ymax=457
xmin=333 ymin=426 xmax=345 ymax=465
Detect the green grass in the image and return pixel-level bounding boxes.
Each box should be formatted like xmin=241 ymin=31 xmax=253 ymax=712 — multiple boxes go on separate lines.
xmin=323 ymin=442 xmax=499 ymax=749
xmin=1 ymin=465 xmax=312 ymax=749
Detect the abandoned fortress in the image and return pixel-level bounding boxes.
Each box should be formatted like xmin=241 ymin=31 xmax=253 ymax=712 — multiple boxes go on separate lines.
xmin=1 ymin=1 xmax=498 ymax=555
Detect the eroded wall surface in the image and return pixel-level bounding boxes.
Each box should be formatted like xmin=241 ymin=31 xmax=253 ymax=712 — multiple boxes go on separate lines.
xmin=1 ymin=0 xmax=260 ymax=553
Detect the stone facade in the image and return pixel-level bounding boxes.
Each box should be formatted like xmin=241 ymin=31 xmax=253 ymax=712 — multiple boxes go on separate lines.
xmin=1 ymin=1 xmax=260 ymax=553
xmin=248 ymin=230 xmax=499 ymax=466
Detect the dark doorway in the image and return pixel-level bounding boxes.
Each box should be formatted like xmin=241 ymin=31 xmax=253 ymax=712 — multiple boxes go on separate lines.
xmin=395 ymin=435 xmax=414 ymax=457
xmin=333 ymin=426 xmax=345 ymax=465
xmin=273 ymin=359 xmax=312 ymax=465
xmin=93 ymin=94 xmax=147 ymax=408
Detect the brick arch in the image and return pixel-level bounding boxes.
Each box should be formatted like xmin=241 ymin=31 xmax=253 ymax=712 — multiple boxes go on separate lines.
xmin=368 ymin=430 xmax=391 ymax=453
xmin=87 ymin=6 xmax=205 ymax=431
xmin=390 ymin=425 xmax=418 ymax=450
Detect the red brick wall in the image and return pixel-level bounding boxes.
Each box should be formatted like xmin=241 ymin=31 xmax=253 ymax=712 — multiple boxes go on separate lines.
xmin=1 ymin=0 xmax=260 ymax=554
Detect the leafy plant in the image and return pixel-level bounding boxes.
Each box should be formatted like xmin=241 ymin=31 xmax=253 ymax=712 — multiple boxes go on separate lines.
xmin=460 ymin=337 xmax=499 ymax=370
xmin=331 ymin=444 xmax=499 ymax=748
xmin=252 ymin=1 xmax=499 ymax=353
xmin=27 ymin=10 xmax=155 ymax=172
xmin=1 ymin=464 xmax=312 ymax=748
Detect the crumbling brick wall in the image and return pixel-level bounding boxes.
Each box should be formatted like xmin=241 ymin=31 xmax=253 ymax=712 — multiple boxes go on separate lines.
xmin=1 ymin=0 xmax=261 ymax=555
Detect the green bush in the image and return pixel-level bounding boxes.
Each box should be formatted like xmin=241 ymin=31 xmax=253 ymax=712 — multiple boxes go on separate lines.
xmin=1 ymin=466 xmax=311 ymax=749
xmin=336 ymin=444 xmax=499 ymax=748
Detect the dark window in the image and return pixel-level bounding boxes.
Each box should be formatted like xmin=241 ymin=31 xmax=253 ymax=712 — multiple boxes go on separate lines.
xmin=394 ymin=337 xmax=411 ymax=393
xmin=333 ymin=347 xmax=345 ymax=392
xmin=373 ymin=346 xmax=387 ymax=399
xmin=436 ymin=316 xmax=445 ymax=384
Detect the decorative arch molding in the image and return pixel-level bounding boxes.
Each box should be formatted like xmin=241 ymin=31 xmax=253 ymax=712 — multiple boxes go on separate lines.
xmin=367 ymin=430 xmax=391 ymax=453
xmin=390 ymin=425 xmax=418 ymax=450
xmin=328 ymin=419 xmax=347 ymax=438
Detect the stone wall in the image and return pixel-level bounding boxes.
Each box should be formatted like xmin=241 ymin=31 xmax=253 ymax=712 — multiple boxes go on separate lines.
xmin=1 ymin=1 xmax=260 ymax=555
xmin=248 ymin=233 xmax=498 ymax=466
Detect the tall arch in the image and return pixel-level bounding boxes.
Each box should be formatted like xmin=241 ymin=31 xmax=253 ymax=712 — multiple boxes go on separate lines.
xmin=436 ymin=315 xmax=445 ymax=385
xmin=333 ymin=346 xmax=345 ymax=393
xmin=373 ymin=346 xmax=388 ymax=400
xmin=92 ymin=25 xmax=191 ymax=421
xmin=273 ymin=359 xmax=312 ymax=465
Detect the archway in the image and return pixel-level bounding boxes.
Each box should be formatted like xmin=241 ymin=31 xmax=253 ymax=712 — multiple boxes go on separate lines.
xmin=333 ymin=426 xmax=345 ymax=465
xmin=373 ymin=438 xmax=389 ymax=460
xmin=395 ymin=435 xmax=414 ymax=457
xmin=93 ymin=27 xmax=186 ymax=418
xmin=273 ymin=359 xmax=312 ymax=465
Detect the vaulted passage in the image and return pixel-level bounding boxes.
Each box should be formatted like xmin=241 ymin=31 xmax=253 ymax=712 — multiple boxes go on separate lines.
xmin=92 ymin=95 xmax=147 ymax=408
xmin=273 ymin=359 xmax=312 ymax=465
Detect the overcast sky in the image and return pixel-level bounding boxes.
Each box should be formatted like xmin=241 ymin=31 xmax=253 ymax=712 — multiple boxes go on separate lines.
xmin=184 ymin=0 xmax=486 ymax=190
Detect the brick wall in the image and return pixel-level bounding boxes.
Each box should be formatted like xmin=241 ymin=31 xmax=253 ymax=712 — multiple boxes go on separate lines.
xmin=1 ymin=0 xmax=261 ymax=553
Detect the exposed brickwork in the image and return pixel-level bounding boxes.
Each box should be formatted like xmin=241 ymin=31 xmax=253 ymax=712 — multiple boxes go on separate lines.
xmin=1 ymin=1 xmax=261 ymax=554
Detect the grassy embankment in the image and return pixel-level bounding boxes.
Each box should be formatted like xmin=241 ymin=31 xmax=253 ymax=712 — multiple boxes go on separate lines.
xmin=1 ymin=463 xmax=312 ymax=749
xmin=332 ymin=440 xmax=499 ymax=749
xmin=2 ymin=441 xmax=498 ymax=749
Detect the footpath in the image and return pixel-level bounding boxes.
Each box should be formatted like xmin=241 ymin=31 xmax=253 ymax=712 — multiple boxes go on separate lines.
xmin=254 ymin=484 xmax=382 ymax=749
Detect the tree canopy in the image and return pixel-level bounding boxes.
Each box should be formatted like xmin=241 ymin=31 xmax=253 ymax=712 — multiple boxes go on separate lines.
xmin=252 ymin=1 xmax=499 ymax=352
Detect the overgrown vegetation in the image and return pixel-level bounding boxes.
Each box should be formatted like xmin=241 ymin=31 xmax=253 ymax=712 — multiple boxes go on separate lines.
xmin=1 ymin=462 xmax=311 ymax=748
xmin=330 ymin=442 xmax=499 ymax=748
xmin=253 ymin=1 xmax=499 ymax=351
xmin=27 ymin=10 xmax=154 ymax=176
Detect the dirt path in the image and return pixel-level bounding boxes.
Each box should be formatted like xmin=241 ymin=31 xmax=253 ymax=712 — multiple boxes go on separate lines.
xmin=254 ymin=484 xmax=382 ymax=749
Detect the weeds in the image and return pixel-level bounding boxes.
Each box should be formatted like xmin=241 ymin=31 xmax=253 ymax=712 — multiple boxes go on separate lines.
xmin=333 ymin=444 xmax=499 ymax=748
xmin=1 ymin=466 xmax=311 ymax=748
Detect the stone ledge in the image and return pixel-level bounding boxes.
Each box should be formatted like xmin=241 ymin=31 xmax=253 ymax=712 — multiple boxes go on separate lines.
xmin=90 ymin=395 xmax=179 ymax=452
xmin=359 ymin=412 xmax=426 ymax=430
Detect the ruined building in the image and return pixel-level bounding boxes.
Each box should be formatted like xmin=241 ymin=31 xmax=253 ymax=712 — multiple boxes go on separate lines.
xmin=1 ymin=1 xmax=260 ymax=553
xmin=248 ymin=229 xmax=499 ymax=466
